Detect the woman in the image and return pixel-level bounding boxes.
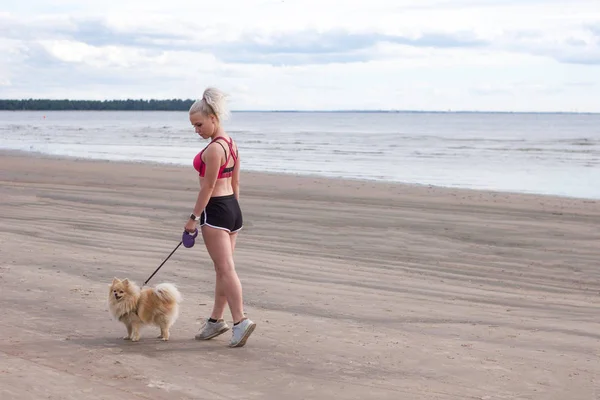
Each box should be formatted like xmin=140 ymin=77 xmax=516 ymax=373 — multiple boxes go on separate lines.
xmin=184 ymin=87 xmax=256 ymax=348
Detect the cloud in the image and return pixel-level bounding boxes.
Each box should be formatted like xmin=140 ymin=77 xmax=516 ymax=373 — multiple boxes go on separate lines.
xmin=504 ymin=25 xmax=600 ymax=65
xmin=213 ymin=30 xmax=488 ymax=65
xmin=0 ymin=14 xmax=188 ymax=49
xmin=0 ymin=14 xmax=488 ymax=66
xmin=66 ymin=19 xmax=186 ymax=49
xmin=2 ymin=7 xmax=599 ymax=67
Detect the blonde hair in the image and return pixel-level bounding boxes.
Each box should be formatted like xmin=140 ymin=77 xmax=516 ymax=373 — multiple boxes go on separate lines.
xmin=189 ymin=87 xmax=230 ymax=121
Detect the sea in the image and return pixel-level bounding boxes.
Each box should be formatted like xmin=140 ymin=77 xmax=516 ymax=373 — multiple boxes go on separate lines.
xmin=1 ymin=110 xmax=599 ymax=199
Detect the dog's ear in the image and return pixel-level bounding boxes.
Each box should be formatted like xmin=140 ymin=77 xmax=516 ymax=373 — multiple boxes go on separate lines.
xmin=112 ymin=277 xmax=120 ymax=285
xmin=122 ymin=278 xmax=129 ymax=286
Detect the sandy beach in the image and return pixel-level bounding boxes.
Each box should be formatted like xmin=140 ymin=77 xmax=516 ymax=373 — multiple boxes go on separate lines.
xmin=1 ymin=150 xmax=599 ymax=400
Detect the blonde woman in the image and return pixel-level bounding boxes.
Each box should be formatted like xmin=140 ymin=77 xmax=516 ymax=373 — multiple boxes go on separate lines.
xmin=184 ymin=87 xmax=256 ymax=348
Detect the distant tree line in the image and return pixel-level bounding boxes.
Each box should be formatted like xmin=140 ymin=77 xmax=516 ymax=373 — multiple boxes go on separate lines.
xmin=0 ymin=99 xmax=196 ymax=111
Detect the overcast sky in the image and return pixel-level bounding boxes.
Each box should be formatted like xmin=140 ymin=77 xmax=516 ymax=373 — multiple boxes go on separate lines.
xmin=1 ymin=0 xmax=599 ymax=111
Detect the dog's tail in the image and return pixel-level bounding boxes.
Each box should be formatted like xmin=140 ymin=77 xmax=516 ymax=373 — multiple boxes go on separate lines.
xmin=153 ymin=283 xmax=183 ymax=304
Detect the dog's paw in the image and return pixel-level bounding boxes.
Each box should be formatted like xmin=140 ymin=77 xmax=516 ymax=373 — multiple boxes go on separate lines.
xmin=131 ymin=336 xmax=140 ymax=342
xmin=161 ymin=337 xmax=169 ymax=341
xmin=123 ymin=336 xmax=132 ymax=340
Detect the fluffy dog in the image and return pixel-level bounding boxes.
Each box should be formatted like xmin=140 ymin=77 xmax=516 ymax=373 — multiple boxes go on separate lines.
xmin=108 ymin=277 xmax=182 ymax=342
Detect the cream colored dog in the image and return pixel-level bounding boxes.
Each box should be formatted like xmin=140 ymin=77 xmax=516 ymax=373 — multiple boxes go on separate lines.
xmin=108 ymin=278 xmax=182 ymax=341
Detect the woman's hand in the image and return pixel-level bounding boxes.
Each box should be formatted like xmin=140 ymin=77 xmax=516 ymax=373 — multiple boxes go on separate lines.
xmin=184 ymin=218 xmax=198 ymax=233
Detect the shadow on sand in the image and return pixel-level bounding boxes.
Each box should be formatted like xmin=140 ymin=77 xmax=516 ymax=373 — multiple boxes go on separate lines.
xmin=67 ymin=336 xmax=231 ymax=357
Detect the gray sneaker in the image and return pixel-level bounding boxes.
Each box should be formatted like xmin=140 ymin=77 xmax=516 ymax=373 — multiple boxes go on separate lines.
xmin=229 ymin=318 xmax=256 ymax=348
xmin=195 ymin=318 xmax=230 ymax=340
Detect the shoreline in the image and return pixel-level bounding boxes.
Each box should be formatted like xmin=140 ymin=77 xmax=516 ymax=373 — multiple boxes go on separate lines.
xmin=2 ymin=148 xmax=597 ymax=203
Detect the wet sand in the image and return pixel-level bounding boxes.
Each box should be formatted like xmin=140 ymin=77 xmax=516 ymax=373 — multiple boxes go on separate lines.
xmin=1 ymin=150 xmax=599 ymax=399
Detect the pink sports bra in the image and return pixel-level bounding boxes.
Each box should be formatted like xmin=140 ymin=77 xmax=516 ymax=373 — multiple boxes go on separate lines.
xmin=193 ymin=136 xmax=238 ymax=179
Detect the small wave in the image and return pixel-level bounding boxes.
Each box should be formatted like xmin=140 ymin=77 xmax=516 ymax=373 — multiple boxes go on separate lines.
xmin=556 ymin=138 xmax=598 ymax=146
xmin=511 ymin=147 xmax=547 ymax=152
xmin=442 ymin=137 xmax=527 ymax=143
xmin=496 ymin=147 xmax=595 ymax=154
xmin=571 ymin=140 xmax=595 ymax=146
xmin=228 ymin=130 xmax=262 ymax=136
xmin=3 ymin=124 xmax=24 ymax=130
xmin=332 ymin=149 xmax=384 ymax=155
xmin=412 ymin=152 xmax=452 ymax=158
xmin=447 ymin=145 xmax=477 ymax=150
xmin=447 ymin=145 xmax=596 ymax=154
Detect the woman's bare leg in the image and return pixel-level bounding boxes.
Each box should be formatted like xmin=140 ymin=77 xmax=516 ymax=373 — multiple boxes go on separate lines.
xmin=230 ymin=232 xmax=238 ymax=253
xmin=202 ymin=226 xmax=245 ymax=323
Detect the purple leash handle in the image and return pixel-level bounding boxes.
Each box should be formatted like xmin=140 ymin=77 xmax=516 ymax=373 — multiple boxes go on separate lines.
xmin=182 ymin=228 xmax=198 ymax=248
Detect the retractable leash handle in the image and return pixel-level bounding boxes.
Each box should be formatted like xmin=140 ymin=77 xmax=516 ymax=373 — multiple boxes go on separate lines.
xmin=182 ymin=228 xmax=198 ymax=248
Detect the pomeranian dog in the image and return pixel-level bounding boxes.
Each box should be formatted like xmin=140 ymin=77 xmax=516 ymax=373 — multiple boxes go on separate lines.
xmin=107 ymin=277 xmax=182 ymax=342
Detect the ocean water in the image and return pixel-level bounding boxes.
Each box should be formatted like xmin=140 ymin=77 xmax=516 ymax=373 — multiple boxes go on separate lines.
xmin=1 ymin=110 xmax=599 ymax=199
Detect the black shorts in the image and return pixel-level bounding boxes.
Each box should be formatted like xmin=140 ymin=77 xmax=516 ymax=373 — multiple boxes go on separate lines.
xmin=200 ymin=194 xmax=243 ymax=233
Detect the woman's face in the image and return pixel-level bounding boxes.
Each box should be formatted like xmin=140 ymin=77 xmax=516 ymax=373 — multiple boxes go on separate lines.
xmin=190 ymin=112 xmax=217 ymax=139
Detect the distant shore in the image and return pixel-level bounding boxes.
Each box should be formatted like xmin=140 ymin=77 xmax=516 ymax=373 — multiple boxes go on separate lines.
xmin=0 ymin=100 xmax=596 ymax=114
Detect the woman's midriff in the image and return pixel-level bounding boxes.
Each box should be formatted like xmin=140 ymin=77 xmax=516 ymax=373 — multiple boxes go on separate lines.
xmin=201 ymin=176 xmax=235 ymax=197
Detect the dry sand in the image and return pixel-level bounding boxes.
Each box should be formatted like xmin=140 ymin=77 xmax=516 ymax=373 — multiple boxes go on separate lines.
xmin=1 ymin=150 xmax=599 ymax=400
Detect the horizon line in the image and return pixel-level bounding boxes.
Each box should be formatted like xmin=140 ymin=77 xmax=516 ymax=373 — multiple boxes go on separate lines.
xmin=0 ymin=98 xmax=596 ymax=114
xmin=1 ymin=109 xmax=597 ymax=115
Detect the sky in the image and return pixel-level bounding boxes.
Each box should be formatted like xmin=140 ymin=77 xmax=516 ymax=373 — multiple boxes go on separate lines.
xmin=1 ymin=0 xmax=599 ymax=112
